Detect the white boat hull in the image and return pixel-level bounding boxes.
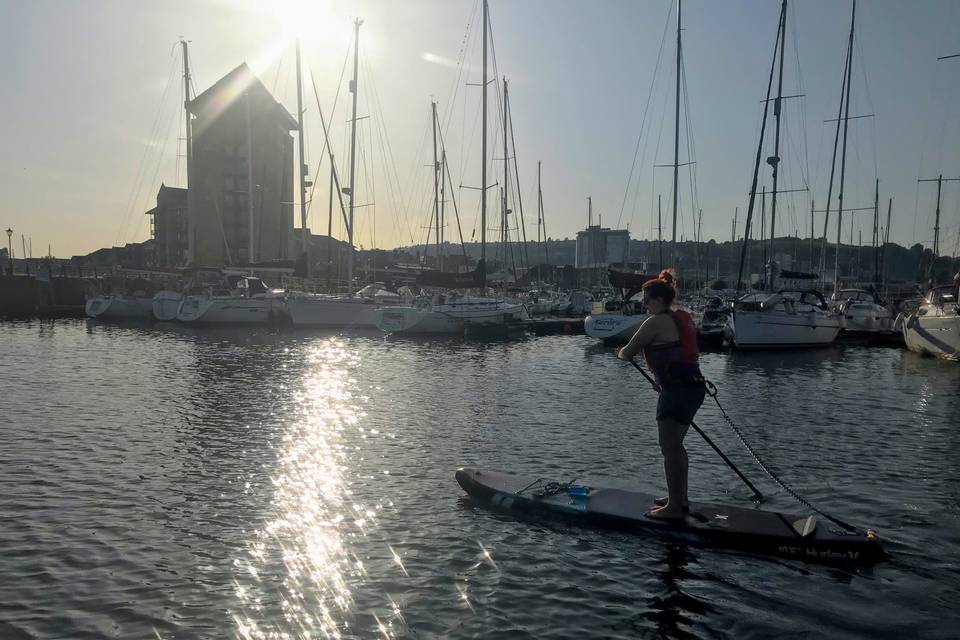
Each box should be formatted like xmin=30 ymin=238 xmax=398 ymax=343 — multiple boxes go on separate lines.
xmin=902 ymin=311 xmax=960 ymax=361
xmin=177 ymin=296 xmax=285 ymax=324
xmin=375 ymin=307 xmax=464 ymax=334
xmin=726 ymin=310 xmax=842 ymax=348
xmin=375 ymin=300 xmax=528 ymax=335
xmin=152 ymin=291 xmax=183 ymax=322
xmin=584 ymin=313 xmax=647 ymax=342
xmin=85 ymin=296 xmax=154 ymax=320
xmin=287 ymin=296 xmax=386 ymax=328
xmin=838 ymin=303 xmax=894 ymax=335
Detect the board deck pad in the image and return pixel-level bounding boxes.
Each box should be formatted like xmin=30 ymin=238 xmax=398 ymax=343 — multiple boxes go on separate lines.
xmin=456 ymin=467 xmax=884 ymax=565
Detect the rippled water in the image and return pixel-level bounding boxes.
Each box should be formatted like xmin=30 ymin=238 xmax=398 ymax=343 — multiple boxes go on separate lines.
xmin=1 ymin=319 xmax=959 ymax=638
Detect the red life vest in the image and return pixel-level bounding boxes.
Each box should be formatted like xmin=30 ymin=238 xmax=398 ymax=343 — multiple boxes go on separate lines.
xmin=643 ymin=310 xmax=700 ymax=385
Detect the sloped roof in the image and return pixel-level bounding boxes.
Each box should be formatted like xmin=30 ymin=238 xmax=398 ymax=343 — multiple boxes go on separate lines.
xmin=188 ymin=62 xmax=298 ymax=131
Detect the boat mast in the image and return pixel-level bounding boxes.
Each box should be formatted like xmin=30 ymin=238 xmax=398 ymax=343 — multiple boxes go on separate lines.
xmin=729 ymin=206 xmax=737 ymax=280
xmin=346 ymin=18 xmax=363 ymax=290
xmin=671 ymin=0 xmax=681 ymax=269
xmin=881 ymin=197 xmax=891 ymax=294
xmin=735 ymin=2 xmax=783 ymax=292
xmin=767 ymin=0 xmax=787 ymax=292
xmin=295 ymin=39 xmax=310 ymax=278
xmin=440 ymin=150 xmax=446 ymax=272
xmin=503 ymin=78 xmax=509 ymax=274
xmin=696 ymin=208 xmax=703 ymax=290
xmin=817 ymin=51 xmax=850 ymax=284
xmin=506 ymin=85 xmax=530 ymax=274
xmin=536 ymin=161 xmax=542 ymax=263
xmin=658 ymin=194 xmax=664 ymax=269
xmin=327 ymin=155 xmax=334 ymax=290
xmin=917 ymin=175 xmax=960 ymax=285
xmin=432 ymin=100 xmax=441 ymax=270
xmin=538 ymin=161 xmax=550 ymax=274
xmin=872 ymin=177 xmax=879 ymax=285
xmin=480 ymin=0 xmax=488 ymax=284
xmin=833 ymin=0 xmax=855 ymax=294
xmin=181 ymin=39 xmax=193 ymax=263
xmin=245 ymin=91 xmax=255 ymax=264
xmin=181 ymin=40 xmax=192 ymax=179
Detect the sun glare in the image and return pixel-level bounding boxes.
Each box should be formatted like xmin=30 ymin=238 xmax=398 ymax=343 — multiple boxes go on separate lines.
xmin=263 ymin=0 xmax=344 ymax=48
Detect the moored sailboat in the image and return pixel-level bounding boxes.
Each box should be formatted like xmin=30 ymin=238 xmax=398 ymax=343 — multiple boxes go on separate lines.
xmin=728 ymin=0 xmax=844 ymax=349
xmin=177 ymin=276 xmax=286 ymax=324
xmin=86 ymin=294 xmax=154 ymax=321
xmin=584 ymin=268 xmax=652 ymax=342
xmin=902 ymin=285 xmax=960 ymax=361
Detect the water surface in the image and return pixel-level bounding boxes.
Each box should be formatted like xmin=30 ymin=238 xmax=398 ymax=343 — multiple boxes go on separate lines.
xmin=1 ymin=319 xmax=958 ymax=638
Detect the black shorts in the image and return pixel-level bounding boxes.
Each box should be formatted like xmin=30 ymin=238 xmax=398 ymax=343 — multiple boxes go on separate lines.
xmin=656 ymin=384 xmax=706 ymax=425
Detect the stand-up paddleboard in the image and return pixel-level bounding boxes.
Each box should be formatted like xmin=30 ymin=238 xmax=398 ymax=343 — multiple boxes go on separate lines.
xmin=456 ymin=468 xmax=884 ymax=565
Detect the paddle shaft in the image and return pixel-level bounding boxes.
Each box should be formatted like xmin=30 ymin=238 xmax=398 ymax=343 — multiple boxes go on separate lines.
xmin=628 ymin=359 xmax=764 ymax=502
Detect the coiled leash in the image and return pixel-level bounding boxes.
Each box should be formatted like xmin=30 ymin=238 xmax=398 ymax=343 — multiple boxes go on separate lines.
xmin=628 ymin=359 xmax=857 ymax=532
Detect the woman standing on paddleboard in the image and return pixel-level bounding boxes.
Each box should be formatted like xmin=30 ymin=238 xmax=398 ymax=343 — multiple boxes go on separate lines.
xmin=618 ymin=271 xmax=705 ymax=520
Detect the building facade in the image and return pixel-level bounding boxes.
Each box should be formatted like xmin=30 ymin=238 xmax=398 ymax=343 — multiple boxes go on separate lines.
xmin=187 ymin=63 xmax=297 ymax=267
xmin=575 ymin=225 xmax=630 ymax=268
xmin=146 ymin=184 xmax=188 ymax=268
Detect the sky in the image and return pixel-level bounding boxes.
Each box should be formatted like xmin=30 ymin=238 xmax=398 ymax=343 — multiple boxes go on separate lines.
xmin=1 ymin=0 xmax=959 ymax=259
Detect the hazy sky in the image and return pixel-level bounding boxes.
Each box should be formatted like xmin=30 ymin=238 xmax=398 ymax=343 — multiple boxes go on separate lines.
xmin=2 ymin=0 xmax=959 ymax=259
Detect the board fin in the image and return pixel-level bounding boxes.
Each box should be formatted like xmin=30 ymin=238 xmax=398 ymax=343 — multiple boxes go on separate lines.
xmin=792 ymin=515 xmax=818 ymax=538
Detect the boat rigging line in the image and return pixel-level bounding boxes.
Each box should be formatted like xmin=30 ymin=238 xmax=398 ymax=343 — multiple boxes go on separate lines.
xmin=360 ymin=56 xmax=422 ymax=249
xmin=615 ymin=2 xmax=673 ymax=232
xmin=115 ymin=43 xmax=182 ymax=247
xmin=627 ymin=359 xmax=858 ymax=532
xmin=304 ymin=46 xmax=350 ymax=224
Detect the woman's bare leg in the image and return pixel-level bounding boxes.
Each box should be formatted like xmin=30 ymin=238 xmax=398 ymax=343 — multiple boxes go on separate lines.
xmin=649 ymin=417 xmax=689 ymax=519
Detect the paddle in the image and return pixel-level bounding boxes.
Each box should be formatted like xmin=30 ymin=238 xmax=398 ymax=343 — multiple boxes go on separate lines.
xmin=627 ymin=358 xmax=764 ymax=502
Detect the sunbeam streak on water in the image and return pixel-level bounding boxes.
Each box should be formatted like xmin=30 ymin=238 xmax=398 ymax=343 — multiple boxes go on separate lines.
xmin=231 ymin=338 xmax=383 ymax=639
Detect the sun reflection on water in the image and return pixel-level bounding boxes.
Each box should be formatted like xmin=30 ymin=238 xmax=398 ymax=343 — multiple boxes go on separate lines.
xmin=231 ymin=338 xmax=401 ymax=639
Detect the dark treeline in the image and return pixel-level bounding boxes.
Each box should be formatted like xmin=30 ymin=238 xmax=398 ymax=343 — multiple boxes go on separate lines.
xmin=400 ymin=236 xmax=958 ymax=285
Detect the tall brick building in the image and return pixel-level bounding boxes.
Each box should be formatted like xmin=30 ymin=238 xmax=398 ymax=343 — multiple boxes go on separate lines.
xmin=186 ymin=63 xmax=297 ymax=267
xmin=146 ymin=184 xmax=188 ymax=268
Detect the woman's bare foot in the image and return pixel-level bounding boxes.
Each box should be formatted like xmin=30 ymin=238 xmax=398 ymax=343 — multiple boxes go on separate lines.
xmin=646 ymin=504 xmax=687 ymax=520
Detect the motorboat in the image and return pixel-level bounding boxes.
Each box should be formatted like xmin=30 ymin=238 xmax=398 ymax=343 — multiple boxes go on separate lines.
xmin=584 ymin=268 xmax=656 ymax=343
xmin=830 ymin=288 xmax=894 ymax=337
xmin=725 ymin=289 xmax=844 ymax=349
xmin=584 ymin=297 xmax=648 ymax=343
xmin=901 ymin=285 xmax=960 ymax=361
xmin=693 ymin=297 xmax=730 ymax=347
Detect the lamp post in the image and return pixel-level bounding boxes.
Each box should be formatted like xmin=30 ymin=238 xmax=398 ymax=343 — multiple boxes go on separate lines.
xmin=5 ymin=228 xmax=12 ymax=273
